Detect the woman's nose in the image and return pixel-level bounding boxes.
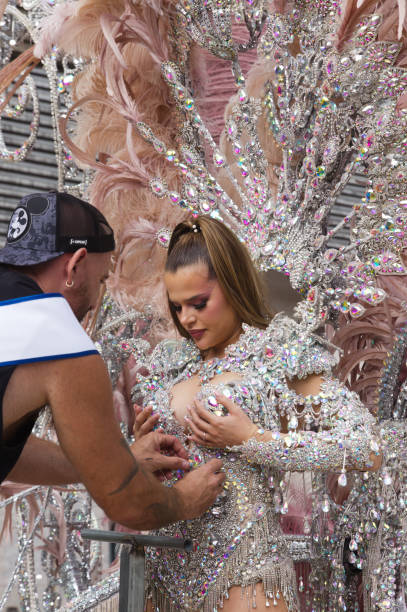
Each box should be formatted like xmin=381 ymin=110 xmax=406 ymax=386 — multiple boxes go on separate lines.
xmin=179 ymin=307 xmax=195 ymax=327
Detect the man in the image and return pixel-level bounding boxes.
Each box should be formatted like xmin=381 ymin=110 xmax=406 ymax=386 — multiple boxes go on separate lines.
xmin=0 ymin=190 xmax=224 ymax=529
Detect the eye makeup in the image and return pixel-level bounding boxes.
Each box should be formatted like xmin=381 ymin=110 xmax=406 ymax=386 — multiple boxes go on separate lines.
xmin=171 ymin=292 xmax=211 ymax=312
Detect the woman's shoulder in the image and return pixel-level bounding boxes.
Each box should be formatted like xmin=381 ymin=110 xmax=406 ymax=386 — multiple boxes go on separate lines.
xmin=272 ymin=313 xmax=340 ymax=378
xmin=235 ymin=313 xmax=339 ymax=379
xmin=149 ymin=336 xmax=200 ymax=373
xmin=236 ymin=312 xmax=304 ymax=348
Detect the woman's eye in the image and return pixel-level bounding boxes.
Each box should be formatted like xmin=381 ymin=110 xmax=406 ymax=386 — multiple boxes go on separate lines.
xmin=173 ymin=305 xmax=182 ymax=313
xmin=194 ymin=301 xmax=207 ymax=310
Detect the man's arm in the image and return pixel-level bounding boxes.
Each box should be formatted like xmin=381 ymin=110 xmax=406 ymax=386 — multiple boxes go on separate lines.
xmin=42 ymin=354 xmax=224 ymax=530
xmin=7 ymin=435 xmax=80 ymax=485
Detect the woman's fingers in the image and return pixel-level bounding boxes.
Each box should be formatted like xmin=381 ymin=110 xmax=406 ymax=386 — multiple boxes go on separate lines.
xmin=185 ymin=414 xmax=208 ymax=437
xmin=185 ymin=415 xmax=213 ymax=445
xmin=214 ymin=393 xmax=242 ymax=414
xmin=186 ymin=407 xmax=213 ymax=434
xmin=188 ymin=434 xmax=217 ymax=448
xmin=133 ymin=405 xmax=160 ymax=439
xmin=192 ymin=399 xmax=217 ymax=423
xmin=139 ymin=413 xmax=160 ymax=434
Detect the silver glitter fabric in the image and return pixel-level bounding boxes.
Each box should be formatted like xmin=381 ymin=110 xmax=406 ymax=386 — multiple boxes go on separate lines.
xmin=133 ymin=314 xmax=378 ymax=611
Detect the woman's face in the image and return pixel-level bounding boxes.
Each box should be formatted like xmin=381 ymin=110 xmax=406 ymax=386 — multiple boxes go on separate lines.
xmin=164 ymin=262 xmax=242 ymax=359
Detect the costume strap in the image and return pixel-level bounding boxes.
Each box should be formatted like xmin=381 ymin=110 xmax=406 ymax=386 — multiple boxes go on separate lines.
xmin=0 ymin=293 xmax=98 ymax=367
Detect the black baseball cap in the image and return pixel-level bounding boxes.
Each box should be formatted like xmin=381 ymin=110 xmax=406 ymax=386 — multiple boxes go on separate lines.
xmin=0 ymin=191 xmax=115 ymax=266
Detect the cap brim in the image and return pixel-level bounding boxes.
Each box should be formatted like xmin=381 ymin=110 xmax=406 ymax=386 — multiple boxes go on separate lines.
xmin=0 ymin=245 xmax=64 ymax=266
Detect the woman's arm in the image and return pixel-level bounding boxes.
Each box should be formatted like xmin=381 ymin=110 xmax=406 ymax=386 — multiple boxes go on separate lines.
xmin=187 ymin=375 xmax=381 ymax=473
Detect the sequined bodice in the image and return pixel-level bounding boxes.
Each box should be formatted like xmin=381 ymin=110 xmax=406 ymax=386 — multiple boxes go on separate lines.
xmin=141 ymin=368 xmax=288 ymax=610
xmin=135 ymin=314 xmax=373 ymax=610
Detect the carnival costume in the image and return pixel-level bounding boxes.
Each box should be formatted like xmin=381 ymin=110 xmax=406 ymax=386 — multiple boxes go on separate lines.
xmin=1 ymin=0 xmax=407 ymax=610
xmin=135 ymin=315 xmax=376 ymax=611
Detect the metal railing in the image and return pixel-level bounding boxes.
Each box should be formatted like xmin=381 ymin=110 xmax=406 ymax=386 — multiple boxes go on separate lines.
xmin=81 ymin=529 xmax=193 ymax=612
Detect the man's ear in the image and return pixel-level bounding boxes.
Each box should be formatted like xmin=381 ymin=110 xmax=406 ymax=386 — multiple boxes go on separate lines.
xmin=65 ymin=248 xmax=88 ymax=285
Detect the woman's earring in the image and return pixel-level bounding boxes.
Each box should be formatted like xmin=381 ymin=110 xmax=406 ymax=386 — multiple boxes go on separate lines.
xmin=65 ymin=279 xmax=74 ymax=288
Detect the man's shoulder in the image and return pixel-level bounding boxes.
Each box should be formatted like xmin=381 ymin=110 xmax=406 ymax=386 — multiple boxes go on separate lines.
xmin=15 ymin=352 xmax=106 ymax=389
xmin=4 ymin=353 xmax=107 ymax=425
xmin=37 ymin=352 xmax=111 ymax=403
xmin=0 ymin=292 xmax=98 ymax=368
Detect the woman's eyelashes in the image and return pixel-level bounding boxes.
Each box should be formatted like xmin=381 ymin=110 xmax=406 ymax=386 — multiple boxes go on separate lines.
xmin=194 ymin=300 xmax=208 ymax=310
xmin=172 ymin=299 xmax=208 ymax=313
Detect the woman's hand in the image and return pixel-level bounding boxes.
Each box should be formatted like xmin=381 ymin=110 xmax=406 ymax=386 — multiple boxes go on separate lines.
xmin=185 ymin=393 xmax=258 ymax=448
xmin=133 ymin=404 xmax=161 ymax=441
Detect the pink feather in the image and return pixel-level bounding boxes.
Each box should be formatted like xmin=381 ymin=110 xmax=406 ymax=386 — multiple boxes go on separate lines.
xmin=34 ymin=1 xmax=77 ymax=58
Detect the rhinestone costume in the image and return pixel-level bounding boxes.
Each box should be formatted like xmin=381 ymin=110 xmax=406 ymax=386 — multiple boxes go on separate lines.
xmin=136 ymin=313 xmax=377 ymax=611
xmin=0 ymin=0 xmax=407 ymax=609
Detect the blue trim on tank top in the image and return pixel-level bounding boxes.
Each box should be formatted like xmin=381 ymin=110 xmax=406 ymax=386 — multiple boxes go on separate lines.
xmin=0 ymin=292 xmax=63 ymax=307
xmin=0 ymin=349 xmax=98 ymax=367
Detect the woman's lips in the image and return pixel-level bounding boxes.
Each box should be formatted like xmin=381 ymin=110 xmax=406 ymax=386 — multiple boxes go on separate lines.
xmin=189 ymin=329 xmax=205 ymax=340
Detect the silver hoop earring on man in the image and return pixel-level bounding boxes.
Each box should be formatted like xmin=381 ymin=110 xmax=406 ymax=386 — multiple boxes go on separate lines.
xmin=65 ymin=279 xmax=74 ymax=288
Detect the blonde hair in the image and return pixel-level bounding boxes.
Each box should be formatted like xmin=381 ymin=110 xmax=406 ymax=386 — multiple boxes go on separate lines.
xmin=165 ymin=216 xmax=272 ymax=338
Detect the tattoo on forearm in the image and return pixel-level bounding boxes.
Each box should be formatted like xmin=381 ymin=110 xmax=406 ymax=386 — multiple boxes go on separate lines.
xmin=147 ymin=501 xmax=180 ymax=525
xmin=108 ymin=439 xmax=139 ymax=496
xmin=121 ymin=438 xmax=135 ymax=458
xmin=146 ymin=487 xmax=183 ymax=526
xmin=108 ymin=462 xmax=139 ymax=495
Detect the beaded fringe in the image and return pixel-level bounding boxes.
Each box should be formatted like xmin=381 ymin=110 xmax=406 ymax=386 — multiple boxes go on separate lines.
xmin=91 ymin=593 xmax=119 ymax=612
xmin=148 ymin=516 xmax=299 ymax=612
xmin=149 ymin=566 xmax=298 ymax=612
xmin=362 ymin=523 xmax=384 ymax=612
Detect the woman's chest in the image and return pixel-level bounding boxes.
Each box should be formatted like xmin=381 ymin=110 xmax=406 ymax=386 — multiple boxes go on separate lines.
xmin=169 ymin=371 xmax=246 ymax=424
xmin=152 ymin=367 xmax=279 ymax=433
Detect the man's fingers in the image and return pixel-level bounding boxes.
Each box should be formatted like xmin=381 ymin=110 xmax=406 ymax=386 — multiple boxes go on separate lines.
xmin=211 ymin=469 xmax=226 ymax=488
xmin=158 ymin=455 xmax=190 ymax=471
xmin=215 ymin=471 xmax=226 ymax=486
xmin=136 ymin=405 xmax=153 ymax=423
xmin=167 ymin=436 xmax=189 ymax=460
xmin=204 ymin=458 xmax=223 ymax=472
xmin=156 ymin=433 xmax=189 ymax=460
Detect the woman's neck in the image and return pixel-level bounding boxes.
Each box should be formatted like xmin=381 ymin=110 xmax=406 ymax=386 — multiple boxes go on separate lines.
xmin=202 ymin=324 xmax=243 ymax=361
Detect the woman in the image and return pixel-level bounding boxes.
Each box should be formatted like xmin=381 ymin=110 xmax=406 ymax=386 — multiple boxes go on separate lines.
xmin=134 ymin=216 xmax=380 ymax=612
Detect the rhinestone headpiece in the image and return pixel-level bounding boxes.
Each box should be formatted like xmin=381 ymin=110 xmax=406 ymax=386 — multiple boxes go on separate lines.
xmin=120 ymin=0 xmax=407 ymax=325
xmin=26 ymin=0 xmax=407 ymax=327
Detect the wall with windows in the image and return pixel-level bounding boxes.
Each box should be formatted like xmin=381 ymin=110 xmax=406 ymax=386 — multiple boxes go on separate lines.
xmin=0 ymin=66 xmax=58 ymax=247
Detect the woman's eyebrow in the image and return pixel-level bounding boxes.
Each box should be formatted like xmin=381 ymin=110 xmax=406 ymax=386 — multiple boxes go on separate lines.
xmin=186 ymin=292 xmax=210 ymax=301
xmin=170 ymin=292 xmax=210 ymax=304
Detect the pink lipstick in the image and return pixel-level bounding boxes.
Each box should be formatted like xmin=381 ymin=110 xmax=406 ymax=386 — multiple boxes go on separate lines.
xmin=189 ymin=329 xmax=205 ymax=340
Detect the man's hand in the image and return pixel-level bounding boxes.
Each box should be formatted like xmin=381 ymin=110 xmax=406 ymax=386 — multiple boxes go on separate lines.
xmin=174 ymin=459 xmax=225 ymax=520
xmin=130 ymin=431 xmax=190 ymax=478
